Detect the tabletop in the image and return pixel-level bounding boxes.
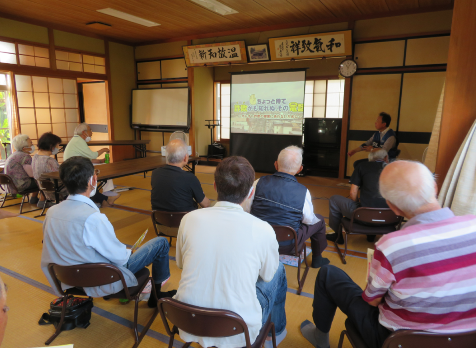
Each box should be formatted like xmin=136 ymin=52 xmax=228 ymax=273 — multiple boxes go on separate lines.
xmin=60 ymin=140 xmax=150 ymax=146
xmin=41 ymin=156 xmax=198 ymax=181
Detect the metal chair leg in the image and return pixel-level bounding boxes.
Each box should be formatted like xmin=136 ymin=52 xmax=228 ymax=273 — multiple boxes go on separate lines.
xmin=132 ymin=278 xmax=160 ymax=348
xmin=271 ymin=322 xmax=277 ymax=348
xmin=19 ymin=194 xmax=26 ymax=214
xmin=45 ymin=295 xmax=68 ymax=345
xmin=338 ymin=330 xmax=347 ymax=348
xmin=334 ymin=224 xmax=347 ymax=265
xmin=297 ymin=245 xmax=310 ymax=295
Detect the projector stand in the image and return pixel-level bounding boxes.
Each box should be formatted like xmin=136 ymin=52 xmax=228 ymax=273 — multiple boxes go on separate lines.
xmin=205 ymin=120 xmax=224 ymax=160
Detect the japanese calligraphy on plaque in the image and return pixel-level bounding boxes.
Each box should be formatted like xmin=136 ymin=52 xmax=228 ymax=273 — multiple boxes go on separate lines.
xmin=183 ymin=41 xmax=247 ymax=67
xmin=269 ymin=30 xmax=352 ymax=61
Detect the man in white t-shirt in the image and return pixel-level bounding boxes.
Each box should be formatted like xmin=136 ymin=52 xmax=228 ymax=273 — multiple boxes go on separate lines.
xmin=175 ymin=156 xmax=287 ymax=348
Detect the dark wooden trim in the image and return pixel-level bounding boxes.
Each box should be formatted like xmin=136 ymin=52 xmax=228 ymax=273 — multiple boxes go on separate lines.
xmin=306 ymin=75 xmax=341 ymax=80
xmin=137 ymin=78 xmax=188 ymax=84
xmin=135 ymin=55 xmax=184 ymax=63
xmin=353 ymin=30 xmax=451 ymax=43
xmin=104 ymin=40 xmax=114 ymax=143
xmin=48 ymin=28 xmax=57 ymax=70
xmin=0 ymin=62 xmax=107 ymax=80
xmin=0 ymin=35 xmax=50 ymax=48
xmin=188 ymin=66 xmax=195 ymax=155
xmin=339 ymin=77 xmax=351 ymax=179
xmin=355 ymin=65 xmax=446 ymax=75
xmin=54 ymin=46 xmax=106 ymax=57
xmin=0 ymin=12 xmax=133 ymax=46
xmin=135 ymin=4 xmax=453 ymax=46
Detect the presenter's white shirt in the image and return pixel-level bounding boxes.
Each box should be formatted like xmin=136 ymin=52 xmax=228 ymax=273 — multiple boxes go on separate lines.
xmin=243 ymin=178 xmax=319 ymax=225
xmin=175 ymin=201 xmax=280 ymax=348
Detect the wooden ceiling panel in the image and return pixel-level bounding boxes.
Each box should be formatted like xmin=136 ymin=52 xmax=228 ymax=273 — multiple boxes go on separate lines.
xmin=352 ymin=0 xmax=390 ymax=15
xmin=0 ymin=0 xmax=453 ymax=44
xmin=385 ymin=0 xmax=420 ymax=12
xmin=318 ymin=0 xmax=363 ymax=17
xmin=285 ymin=0 xmax=336 ymax=20
xmin=418 ymin=0 xmax=453 ymax=7
xmin=252 ymin=0 xmax=314 ymax=22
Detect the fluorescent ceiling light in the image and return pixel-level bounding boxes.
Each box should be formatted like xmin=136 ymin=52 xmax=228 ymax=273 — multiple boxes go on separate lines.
xmin=190 ymin=0 xmax=238 ymax=15
xmin=97 ymin=8 xmax=160 ymax=27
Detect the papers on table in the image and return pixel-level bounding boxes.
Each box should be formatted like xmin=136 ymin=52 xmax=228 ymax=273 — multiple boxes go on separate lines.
xmin=131 ymin=229 xmax=148 ymax=253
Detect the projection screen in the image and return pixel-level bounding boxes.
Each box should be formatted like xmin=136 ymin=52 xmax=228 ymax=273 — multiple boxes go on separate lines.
xmin=231 ymin=70 xmax=306 ymax=136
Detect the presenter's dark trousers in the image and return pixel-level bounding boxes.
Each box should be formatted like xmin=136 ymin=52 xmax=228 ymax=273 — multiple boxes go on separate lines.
xmin=279 ymin=213 xmax=327 ymax=256
xmin=313 ymin=265 xmax=391 ymax=348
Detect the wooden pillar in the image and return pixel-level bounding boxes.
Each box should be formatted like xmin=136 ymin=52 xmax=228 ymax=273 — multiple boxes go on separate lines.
xmin=435 ymin=0 xmax=476 ymax=186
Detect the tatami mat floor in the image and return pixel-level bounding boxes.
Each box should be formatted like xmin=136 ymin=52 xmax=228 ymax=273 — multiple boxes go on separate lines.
xmin=0 ymin=165 xmax=375 ymax=348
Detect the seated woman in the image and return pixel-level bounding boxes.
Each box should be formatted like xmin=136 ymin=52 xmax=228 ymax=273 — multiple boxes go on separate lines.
xmin=32 ymin=132 xmax=68 ymax=206
xmin=4 ymin=134 xmax=40 ymax=204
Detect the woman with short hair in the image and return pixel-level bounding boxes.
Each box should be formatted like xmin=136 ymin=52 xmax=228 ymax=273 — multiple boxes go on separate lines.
xmin=4 ymin=134 xmax=40 ymax=203
xmin=32 ymin=132 xmax=68 ymax=206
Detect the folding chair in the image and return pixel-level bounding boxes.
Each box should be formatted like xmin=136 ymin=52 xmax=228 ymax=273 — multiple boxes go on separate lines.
xmin=271 ymin=225 xmax=309 ymax=295
xmin=46 ymin=263 xmax=158 ymax=348
xmin=34 ymin=179 xmax=59 ymax=218
xmin=151 ymin=210 xmax=189 ymax=246
xmin=0 ymin=173 xmax=41 ymax=214
xmin=158 ymin=297 xmax=276 ymax=348
xmin=338 ymin=318 xmax=476 ymax=348
xmin=335 ymin=208 xmax=403 ymax=264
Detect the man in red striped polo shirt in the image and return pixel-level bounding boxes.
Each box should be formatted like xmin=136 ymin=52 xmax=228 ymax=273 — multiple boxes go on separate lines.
xmin=300 ymin=160 xmax=476 ymax=348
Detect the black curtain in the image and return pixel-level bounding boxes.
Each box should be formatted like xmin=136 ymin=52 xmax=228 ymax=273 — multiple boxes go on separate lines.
xmin=230 ymin=134 xmax=302 ymax=173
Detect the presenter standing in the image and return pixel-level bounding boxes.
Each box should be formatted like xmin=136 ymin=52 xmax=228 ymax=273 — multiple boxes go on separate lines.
xmin=347 ymin=112 xmax=398 ymax=168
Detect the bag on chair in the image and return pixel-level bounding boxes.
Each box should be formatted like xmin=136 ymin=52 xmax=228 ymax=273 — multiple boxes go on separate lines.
xmin=38 ymin=295 xmax=94 ymax=331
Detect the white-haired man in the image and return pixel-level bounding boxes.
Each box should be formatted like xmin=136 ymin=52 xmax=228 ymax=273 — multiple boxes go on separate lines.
xmin=0 ymin=275 xmax=8 ymax=346
xmin=151 ymin=139 xmax=210 ymax=211
xmin=301 ymin=161 xmax=476 ymax=348
xmin=246 ymin=146 xmax=329 ymax=268
xmin=63 ymin=123 xmax=109 ymax=163
xmin=326 ymin=149 xmax=389 ymax=245
xmin=63 ymin=123 xmax=118 ymax=207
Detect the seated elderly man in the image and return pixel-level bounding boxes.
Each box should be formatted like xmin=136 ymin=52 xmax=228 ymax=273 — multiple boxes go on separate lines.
xmin=151 ymin=139 xmax=210 ymax=211
xmin=4 ymin=134 xmax=41 ymax=204
xmin=41 ymin=156 xmax=176 ymax=307
xmin=0 ymin=275 xmax=8 ymax=346
xmin=326 ymin=149 xmax=389 ymax=245
xmin=300 ymin=161 xmax=476 ymax=348
xmin=245 ymin=146 xmax=328 ymax=268
xmin=175 ymin=156 xmax=287 ymax=348
xmin=64 ymin=123 xmax=118 ymax=208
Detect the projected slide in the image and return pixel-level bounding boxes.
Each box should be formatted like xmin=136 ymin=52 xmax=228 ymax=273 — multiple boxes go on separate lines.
xmin=231 ymin=71 xmax=305 ymax=135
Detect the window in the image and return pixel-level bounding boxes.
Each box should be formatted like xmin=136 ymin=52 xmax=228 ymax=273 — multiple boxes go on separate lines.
xmin=0 ymin=73 xmax=13 ymax=159
xmin=18 ymin=44 xmax=50 ymax=68
xmin=56 ymin=51 xmax=106 ymax=74
xmin=215 ymin=82 xmax=230 ymax=140
xmin=14 ymin=75 xmax=81 ymax=161
xmin=304 ymin=79 xmax=346 ymax=118
xmin=0 ymin=41 xmax=17 ymax=65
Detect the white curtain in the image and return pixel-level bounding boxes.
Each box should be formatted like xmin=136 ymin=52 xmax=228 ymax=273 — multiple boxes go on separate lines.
xmin=438 ymin=119 xmax=476 ymax=215
xmin=424 ymin=83 xmax=445 ymax=172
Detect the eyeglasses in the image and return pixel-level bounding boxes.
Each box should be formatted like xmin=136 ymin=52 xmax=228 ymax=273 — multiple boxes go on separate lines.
xmin=94 ymin=169 xmax=100 ymax=176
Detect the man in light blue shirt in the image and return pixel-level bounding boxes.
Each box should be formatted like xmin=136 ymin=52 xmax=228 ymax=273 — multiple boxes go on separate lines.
xmin=41 ymin=156 xmax=176 ymax=307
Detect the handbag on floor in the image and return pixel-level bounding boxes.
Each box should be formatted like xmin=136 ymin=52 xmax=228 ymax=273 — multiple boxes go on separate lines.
xmin=38 ymin=295 xmax=94 ymax=331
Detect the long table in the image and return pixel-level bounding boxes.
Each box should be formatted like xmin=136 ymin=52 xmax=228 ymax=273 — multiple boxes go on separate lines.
xmin=41 ymin=156 xmax=199 ymax=203
xmin=59 ymin=140 xmax=151 ymax=158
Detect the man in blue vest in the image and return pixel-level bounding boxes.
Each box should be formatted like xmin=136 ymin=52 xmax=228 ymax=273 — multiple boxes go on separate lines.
xmin=348 ymin=112 xmax=398 ymax=166
xmin=244 ymin=146 xmax=329 ymax=268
